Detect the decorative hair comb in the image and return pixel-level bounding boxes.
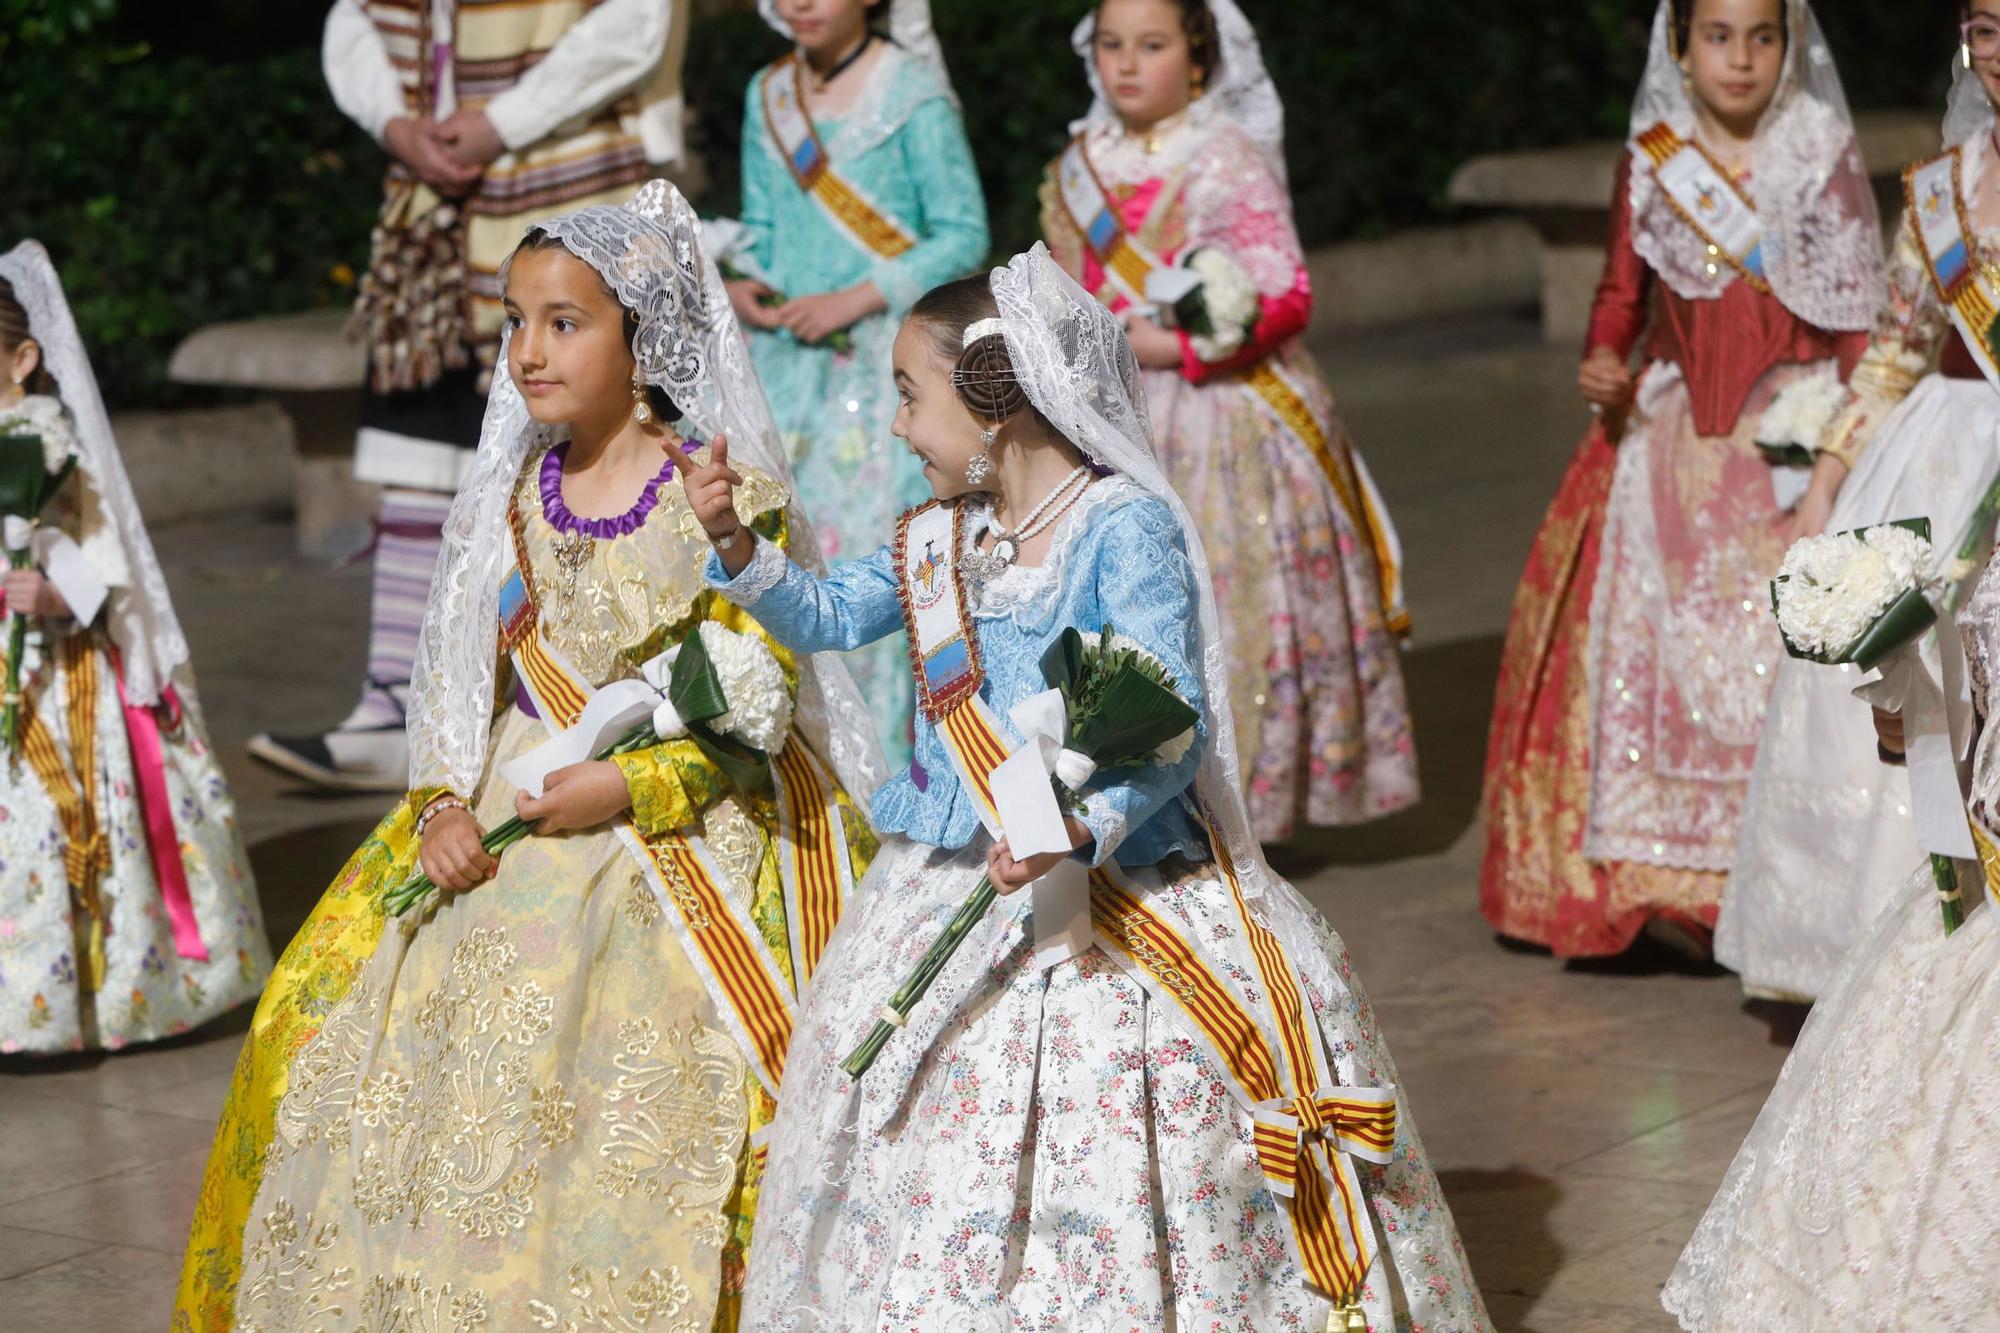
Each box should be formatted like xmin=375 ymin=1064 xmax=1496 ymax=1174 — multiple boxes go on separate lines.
xmin=960 ymin=317 xmax=1005 ymax=348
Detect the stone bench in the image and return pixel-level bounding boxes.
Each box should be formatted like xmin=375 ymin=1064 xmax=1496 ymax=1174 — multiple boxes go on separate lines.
xmin=167 ymin=309 xmax=376 ymax=558
xmin=1446 ymin=109 xmax=1938 ymax=344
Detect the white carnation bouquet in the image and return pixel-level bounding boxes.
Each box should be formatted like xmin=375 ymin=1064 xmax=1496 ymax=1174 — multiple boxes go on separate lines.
xmin=1143 ymin=246 xmax=1262 ymax=362
xmin=1771 ymin=519 xmax=1939 ymax=669
xmin=1754 ymin=363 xmax=1846 ymax=464
xmin=387 ymin=620 xmax=790 ymax=916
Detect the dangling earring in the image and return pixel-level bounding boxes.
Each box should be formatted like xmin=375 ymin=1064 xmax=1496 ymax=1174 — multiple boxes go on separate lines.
xmin=965 ymin=425 xmax=996 ymax=486
xmin=1190 ymin=68 xmax=1206 ymax=100
xmin=631 ymin=370 xmax=654 ymax=426
xmin=1966 ymin=41 xmax=1976 ymax=71
xmin=1679 ymin=62 xmax=1693 ymax=96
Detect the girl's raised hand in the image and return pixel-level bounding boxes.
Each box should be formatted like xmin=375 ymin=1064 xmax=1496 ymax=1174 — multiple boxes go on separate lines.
xmin=680 ymin=433 xmax=743 ymax=541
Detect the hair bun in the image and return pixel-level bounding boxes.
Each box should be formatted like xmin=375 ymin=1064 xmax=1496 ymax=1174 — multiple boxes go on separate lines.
xmin=951 ymin=333 xmax=1029 ymax=419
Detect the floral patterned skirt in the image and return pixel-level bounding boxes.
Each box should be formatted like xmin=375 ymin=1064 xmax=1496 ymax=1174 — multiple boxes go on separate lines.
xmin=0 ymin=630 xmax=268 ymax=1053
xmin=1142 ymin=346 xmax=1418 ymax=841
xmin=1478 ymin=393 xmax=1736 ymax=957
xmin=742 ymin=837 xmax=1491 ymax=1332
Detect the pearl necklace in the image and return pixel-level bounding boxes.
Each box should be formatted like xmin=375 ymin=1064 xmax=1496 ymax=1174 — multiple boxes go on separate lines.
xmin=975 ymin=466 xmax=1092 ymax=574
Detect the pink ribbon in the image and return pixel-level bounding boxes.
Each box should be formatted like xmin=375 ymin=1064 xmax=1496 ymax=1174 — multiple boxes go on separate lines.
xmin=113 ymin=654 xmax=207 ymax=962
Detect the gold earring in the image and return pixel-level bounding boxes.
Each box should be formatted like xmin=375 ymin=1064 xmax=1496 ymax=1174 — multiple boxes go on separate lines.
xmin=1966 ymin=41 xmax=1976 ymax=70
xmin=1191 ymin=69 xmax=1206 ymax=99
xmin=631 ymin=371 xmax=654 ymax=426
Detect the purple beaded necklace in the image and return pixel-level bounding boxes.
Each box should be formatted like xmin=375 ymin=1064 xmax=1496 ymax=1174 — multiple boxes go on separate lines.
xmin=538 ymin=438 xmax=694 ymax=539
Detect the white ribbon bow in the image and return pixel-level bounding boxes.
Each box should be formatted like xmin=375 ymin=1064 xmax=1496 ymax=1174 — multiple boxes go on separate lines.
xmin=498 ymin=646 xmax=683 ymax=799
xmin=1 ymin=514 xmax=107 ymax=626
xmin=1851 ymin=620 xmax=1976 ymax=859
xmin=989 ymin=686 xmax=1097 ymax=971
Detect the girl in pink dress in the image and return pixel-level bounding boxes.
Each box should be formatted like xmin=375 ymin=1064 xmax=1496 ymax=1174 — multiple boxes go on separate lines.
xmin=1040 ymin=0 xmax=1417 ymax=841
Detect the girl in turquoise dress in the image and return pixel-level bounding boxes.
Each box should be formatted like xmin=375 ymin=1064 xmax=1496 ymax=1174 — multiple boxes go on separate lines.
xmin=721 ymin=0 xmax=988 ymax=768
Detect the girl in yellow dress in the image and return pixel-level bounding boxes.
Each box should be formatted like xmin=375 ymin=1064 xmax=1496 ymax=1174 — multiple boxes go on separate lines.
xmin=172 ymin=181 xmax=882 ymax=1332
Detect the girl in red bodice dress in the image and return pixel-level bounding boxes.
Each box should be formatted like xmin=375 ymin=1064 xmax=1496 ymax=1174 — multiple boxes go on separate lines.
xmin=1479 ymin=0 xmax=1881 ymax=957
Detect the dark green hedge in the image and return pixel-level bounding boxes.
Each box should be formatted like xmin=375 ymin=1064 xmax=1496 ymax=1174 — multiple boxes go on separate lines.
xmin=1 ymin=0 xmax=1963 ymax=407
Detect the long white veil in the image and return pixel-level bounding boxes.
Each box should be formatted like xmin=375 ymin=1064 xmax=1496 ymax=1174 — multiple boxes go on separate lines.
xmin=988 ymin=244 xmax=1286 ymax=903
xmin=406 ymin=181 xmax=887 ymax=803
xmin=0 ymin=241 xmax=188 ymax=706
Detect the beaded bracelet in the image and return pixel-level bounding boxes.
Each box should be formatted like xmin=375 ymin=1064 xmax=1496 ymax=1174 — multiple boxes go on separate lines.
xmin=416 ymin=795 xmax=469 ymax=838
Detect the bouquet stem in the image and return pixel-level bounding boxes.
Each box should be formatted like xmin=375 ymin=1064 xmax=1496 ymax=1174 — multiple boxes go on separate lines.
xmin=3 ymin=545 xmax=31 ymax=749
xmin=1932 ymin=853 xmax=1967 ymax=936
xmin=841 ymin=874 xmax=996 ymax=1078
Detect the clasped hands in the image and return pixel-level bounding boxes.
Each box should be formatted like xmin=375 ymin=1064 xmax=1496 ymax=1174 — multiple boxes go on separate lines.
xmin=384 ymin=108 xmax=505 ymax=198
xmin=416 ymin=759 xmax=632 ymax=892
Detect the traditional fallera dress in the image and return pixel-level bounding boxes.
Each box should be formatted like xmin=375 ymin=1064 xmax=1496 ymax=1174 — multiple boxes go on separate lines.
xmin=0 ymin=242 xmax=268 ymax=1055
xmin=173 ymin=184 xmax=878 ymax=1333
xmin=1722 ymin=126 xmax=2000 ymax=1000
xmin=1661 ymin=541 xmax=2000 ymax=1331
xmin=728 ymin=8 xmax=988 ymax=770
xmin=732 ymin=248 xmax=1488 ymax=1333
xmin=1042 ymin=3 xmax=1416 ymax=840
xmin=1478 ymin=1 xmax=1880 ymax=957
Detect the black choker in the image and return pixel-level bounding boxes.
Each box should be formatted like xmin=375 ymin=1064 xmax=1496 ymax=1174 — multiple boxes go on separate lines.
xmin=807 ymin=29 xmax=873 ymax=90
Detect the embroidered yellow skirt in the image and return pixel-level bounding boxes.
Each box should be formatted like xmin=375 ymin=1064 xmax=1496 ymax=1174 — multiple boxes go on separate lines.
xmin=171 ymin=705 xmax=850 ymax=1332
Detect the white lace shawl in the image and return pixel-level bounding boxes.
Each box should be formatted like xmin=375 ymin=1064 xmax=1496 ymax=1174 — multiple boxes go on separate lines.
xmin=405 ymin=181 xmax=887 ymax=803
xmin=1625 ymin=0 xmax=1881 ymax=331
xmin=0 ymin=241 xmax=188 ymax=705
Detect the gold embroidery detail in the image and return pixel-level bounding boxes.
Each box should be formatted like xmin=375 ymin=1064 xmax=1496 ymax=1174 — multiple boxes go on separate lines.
xmin=622 ymin=875 xmax=664 ymax=928
xmin=527 ymin=1263 xmax=701 ymax=1332
xmin=1103 ymin=910 xmax=1201 ymax=1003
xmin=234 ymin=1201 xmax=354 ymax=1330
xmin=699 ymin=799 xmax=763 ymax=904
xmin=593 ymin=1018 xmax=745 ymax=1223
xmin=360 ymin=1274 xmax=492 ymax=1330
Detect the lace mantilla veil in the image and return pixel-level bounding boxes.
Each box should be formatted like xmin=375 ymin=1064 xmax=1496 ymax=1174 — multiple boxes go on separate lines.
xmin=756 ymin=0 xmax=955 ymax=94
xmin=1625 ymin=0 xmax=1880 ymax=330
xmin=1068 ymin=0 xmax=1287 ymax=180
xmin=0 ymin=241 xmax=188 ymax=706
xmin=990 ymin=244 xmax=1286 ymax=905
xmin=1944 ymin=55 xmax=1997 ymax=150
xmin=406 ymin=181 xmax=888 ymax=804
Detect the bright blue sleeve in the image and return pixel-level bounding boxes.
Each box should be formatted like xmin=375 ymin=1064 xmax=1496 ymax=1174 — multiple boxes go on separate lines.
xmin=1069 ymin=499 xmax=1208 ymax=866
xmin=705 ymin=533 xmax=904 ymax=654
xmin=738 ymin=71 xmax=778 ymax=272
xmin=868 ymin=95 xmax=991 ymax=315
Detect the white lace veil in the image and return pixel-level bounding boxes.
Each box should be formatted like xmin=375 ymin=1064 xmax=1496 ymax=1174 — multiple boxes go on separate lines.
xmin=988 ymin=244 xmax=1279 ymax=901
xmin=1626 ymin=0 xmax=1880 ymax=330
xmin=406 ymin=181 xmax=888 ymax=804
xmin=757 ymin=0 xmax=954 ymax=93
xmin=1944 ymin=55 xmax=1997 ymax=149
xmin=0 ymin=241 xmax=188 ymax=706
xmin=1068 ymin=0 xmax=1286 ymax=179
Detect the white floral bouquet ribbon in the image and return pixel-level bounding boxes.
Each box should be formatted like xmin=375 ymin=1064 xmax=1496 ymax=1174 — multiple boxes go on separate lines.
xmin=992 ymin=685 xmax=1099 ymax=970
xmin=498 ymin=657 xmax=672 ymax=799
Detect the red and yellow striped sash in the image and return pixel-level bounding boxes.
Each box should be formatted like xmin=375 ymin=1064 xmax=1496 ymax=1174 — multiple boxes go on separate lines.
xmin=1245 ymin=363 xmax=1409 ymax=639
xmin=512 ymin=627 xmax=590 ymax=729
xmin=638 ymin=832 xmax=795 ymax=1091
xmin=1089 ymin=855 xmax=1395 ymax=1306
xmin=16 ymin=635 xmax=109 ymax=989
xmin=773 ymin=740 xmax=846 ymax=986
xmin=935 ymin=695 xmax=1010 ymax=834
xmin=764 ymin=55 xmax=917 ymax=262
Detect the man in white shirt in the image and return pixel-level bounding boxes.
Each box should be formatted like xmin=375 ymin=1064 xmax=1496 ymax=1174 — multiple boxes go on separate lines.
xmin=250 ymin=0 xmax=687 ymax=791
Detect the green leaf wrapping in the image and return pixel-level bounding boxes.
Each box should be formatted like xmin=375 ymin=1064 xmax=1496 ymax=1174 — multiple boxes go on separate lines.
xmin=1066 ymin=666 xmax=1200 ymax=768
xmin=1771 ymin=517 xmax=1937 ymax=671
xmin=1755 ymin=440 xmax=1815 ymax=468
xmin=667 ymin=625 xmax=728 ymax=726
